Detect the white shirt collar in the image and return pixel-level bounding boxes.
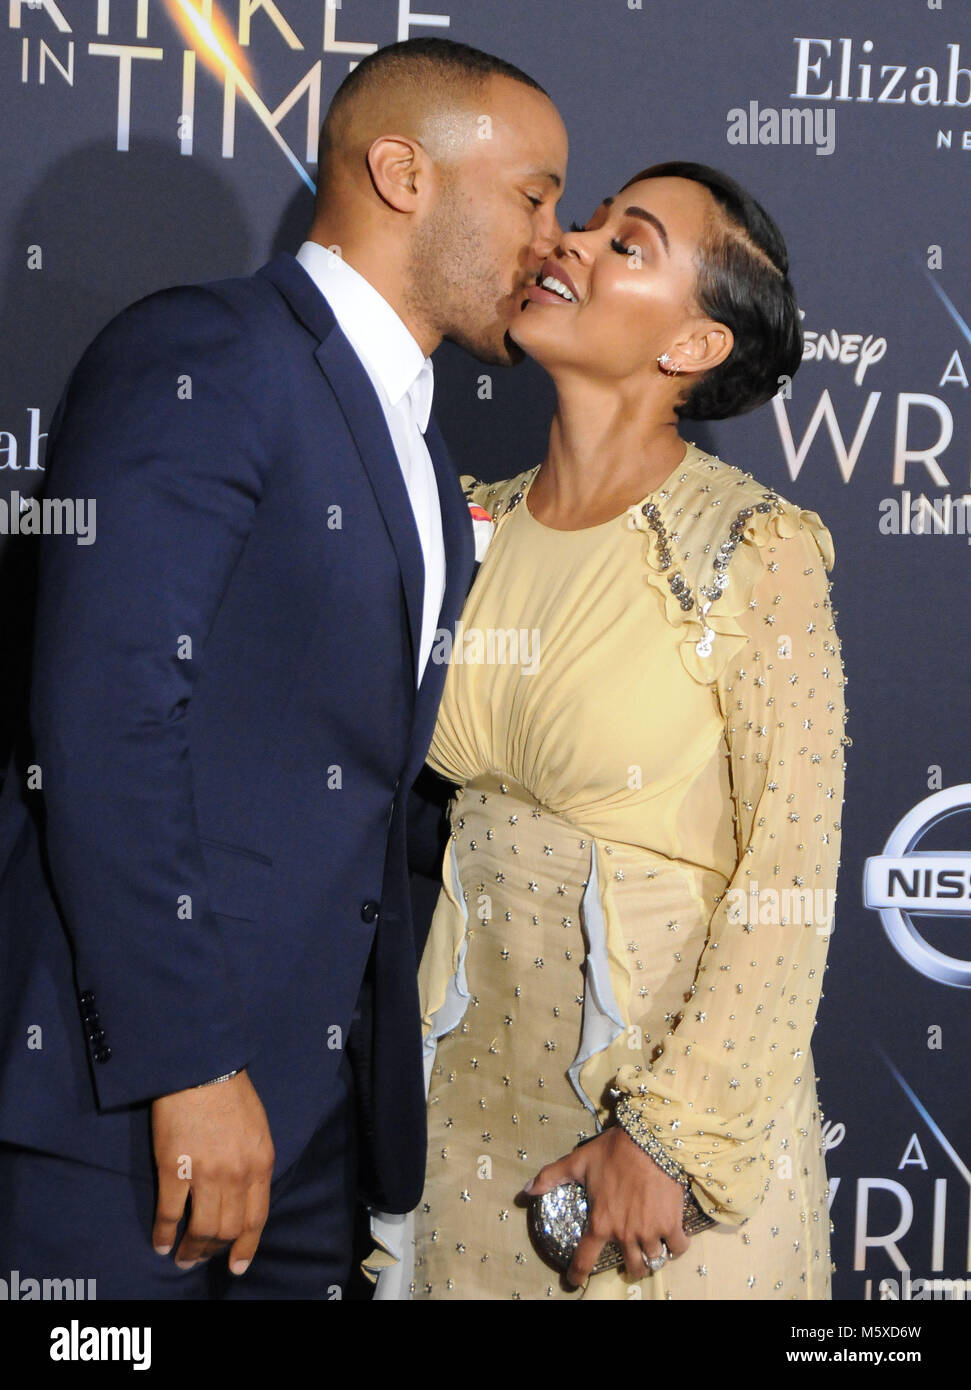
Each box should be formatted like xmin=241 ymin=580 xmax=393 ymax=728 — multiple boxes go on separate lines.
xmin=296 ymin=240 xmax=433 ymax=431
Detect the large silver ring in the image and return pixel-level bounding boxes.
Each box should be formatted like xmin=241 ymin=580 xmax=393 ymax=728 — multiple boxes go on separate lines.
xmin=643 ymin=1241 xmax=668 ymax=1273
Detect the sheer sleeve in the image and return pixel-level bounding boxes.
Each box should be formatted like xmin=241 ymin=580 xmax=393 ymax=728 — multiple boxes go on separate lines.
xmin=611 ymin=511 xmax=848 ymax=1226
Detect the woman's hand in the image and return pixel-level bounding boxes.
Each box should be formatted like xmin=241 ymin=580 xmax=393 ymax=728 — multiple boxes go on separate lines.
xmin=524 ymin=1126 xmax=691 ymax=1285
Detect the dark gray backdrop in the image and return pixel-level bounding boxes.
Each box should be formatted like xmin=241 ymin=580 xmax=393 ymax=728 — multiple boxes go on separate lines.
xmin=2 ymin=0 xmax=969 ymax=1301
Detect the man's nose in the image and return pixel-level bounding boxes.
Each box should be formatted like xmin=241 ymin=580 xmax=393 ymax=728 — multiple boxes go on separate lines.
xmin=533 ymin=211 xmax=563 ymax=260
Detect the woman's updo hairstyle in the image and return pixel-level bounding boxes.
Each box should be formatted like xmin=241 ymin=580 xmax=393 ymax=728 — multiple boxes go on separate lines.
xmin=622 ymin=162 xmax=803 ymax=420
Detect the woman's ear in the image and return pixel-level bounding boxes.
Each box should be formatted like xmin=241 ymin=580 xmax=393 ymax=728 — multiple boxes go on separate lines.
xmin=674 ymin=321 xmax=734 ymax=376
xmin=365 ymin=135 xmax=426 ymax=212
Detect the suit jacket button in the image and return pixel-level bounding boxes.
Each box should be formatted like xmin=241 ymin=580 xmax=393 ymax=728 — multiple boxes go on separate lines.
xmin=93 ymin=1046 xmax=112 ymax=1064
xmin=80 ymin=991 xmax=94 ymax=1005
xmin=360 ymin=900 xmax=379 ymax=924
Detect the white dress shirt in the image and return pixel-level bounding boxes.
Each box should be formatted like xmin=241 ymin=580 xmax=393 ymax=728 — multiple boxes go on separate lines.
xmin=296 ymin=240 xmax=446 ymax=685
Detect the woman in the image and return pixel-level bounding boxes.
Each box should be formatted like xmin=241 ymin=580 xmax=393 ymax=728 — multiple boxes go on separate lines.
xmin=369 ymin=162 xmax=848 ymax=1300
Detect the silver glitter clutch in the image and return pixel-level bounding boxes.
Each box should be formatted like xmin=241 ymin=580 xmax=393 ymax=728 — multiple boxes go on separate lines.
xmin=529 ymin=1180 xmax=716 ymax=1275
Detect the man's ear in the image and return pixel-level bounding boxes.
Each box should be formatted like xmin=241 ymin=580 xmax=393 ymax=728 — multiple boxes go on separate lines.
xmin=674 ymin=320 xmax=734 ymax=377
xmin=365 ymin=136 xmax=426 ymax=213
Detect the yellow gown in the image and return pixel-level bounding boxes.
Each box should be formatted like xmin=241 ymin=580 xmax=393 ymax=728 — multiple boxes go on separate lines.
xmin=369 ymin=441 xmax=848 ymax=1300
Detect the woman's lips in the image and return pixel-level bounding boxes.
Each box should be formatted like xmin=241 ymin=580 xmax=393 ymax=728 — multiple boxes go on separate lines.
xmin=539 ymin=259 xmax=581 ymax=300
xmin=524 ymin=282 xmax=578 ymax=305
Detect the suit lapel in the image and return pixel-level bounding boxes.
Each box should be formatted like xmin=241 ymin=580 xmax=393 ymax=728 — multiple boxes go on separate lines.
xmin=258 ymin=254 xmax=425 ymax=684
xmin=314 ymin=332 xmax=425 ymax=682
xmin=426 ymin=415 xmax=475 ymax=652
xmin=408 ymin=417 xmax=475 ymax=773
xmin=257 ymin=254 xmax=475 ymax=750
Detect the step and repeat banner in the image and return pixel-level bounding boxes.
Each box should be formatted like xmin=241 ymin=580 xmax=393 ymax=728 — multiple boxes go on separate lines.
xmin=1 ymin=0 xmax=968 ymax=1301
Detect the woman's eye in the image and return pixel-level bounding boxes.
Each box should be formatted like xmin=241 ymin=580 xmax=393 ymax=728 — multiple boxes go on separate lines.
xmin=611 ymin=237 xmax=629 ymax=254
xmin=526 ymin=194 xmax=543 ymax=208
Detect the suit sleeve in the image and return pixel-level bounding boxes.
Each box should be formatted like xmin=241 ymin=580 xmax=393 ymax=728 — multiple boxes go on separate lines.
xmin=31 ymin=286 xmax=271 ymax=1109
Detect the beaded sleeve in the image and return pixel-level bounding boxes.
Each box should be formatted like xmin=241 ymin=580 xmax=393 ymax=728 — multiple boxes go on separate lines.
xmin=613 ymin=509 xmax=849 ymax=1225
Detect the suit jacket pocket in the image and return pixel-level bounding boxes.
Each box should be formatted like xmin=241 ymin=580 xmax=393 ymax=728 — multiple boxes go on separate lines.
xmin=198 ymin=836 xmax=273 ymax=922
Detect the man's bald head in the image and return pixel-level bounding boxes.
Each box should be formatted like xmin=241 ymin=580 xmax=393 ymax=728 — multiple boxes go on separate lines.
xmin=315 ymin=37 xmax=548 ymax=206
xmin=305 ymin=38 xmax=566 ymax=365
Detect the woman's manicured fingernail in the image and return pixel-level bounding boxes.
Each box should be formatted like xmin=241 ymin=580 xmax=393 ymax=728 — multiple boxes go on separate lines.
xmin=522 ymin=1178 xmax=534 ymax=1194
xmin=230 ymin=1259 xmax=251 ymax=1276
xmin=153 ymin=1244 xmax=172 ymax=1256
xmin=175 ymin=1259 xmax=199 ymax=1271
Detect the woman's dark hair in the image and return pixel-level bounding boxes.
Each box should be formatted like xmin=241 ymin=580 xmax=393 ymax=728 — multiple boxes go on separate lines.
xmin=621 ymin=162 xmax=802 ymax=420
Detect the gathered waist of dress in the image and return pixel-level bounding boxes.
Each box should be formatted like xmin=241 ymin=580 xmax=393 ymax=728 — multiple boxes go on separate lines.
xmin=449 ymin=772 xmax=730 ymax=901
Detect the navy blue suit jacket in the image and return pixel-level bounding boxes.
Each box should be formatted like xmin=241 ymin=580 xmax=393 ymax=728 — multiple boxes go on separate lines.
xmin=0 ymin=253 xmax=474 ymax=1213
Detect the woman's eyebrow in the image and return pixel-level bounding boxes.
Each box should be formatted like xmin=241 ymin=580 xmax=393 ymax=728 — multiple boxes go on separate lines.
xmin=622 ymin=206 xmax=669 ymax=253
xmin=600 ymin=195 xmax=669 ymax=253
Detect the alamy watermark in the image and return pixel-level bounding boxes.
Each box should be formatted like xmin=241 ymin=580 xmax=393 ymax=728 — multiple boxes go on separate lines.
xmin=879 ymin=491 xmax=971 ymax=542
xmin=727 ymin=101 xmax=836 ymax=156
xmin=871 ymin=1269 xmax=969 ymax=1301
xmin=0 ymin=491 xmax=96 ymax=545
xmin=0 ymin=1268 xmax=96 ymax=1299
xmin=431 ymin=621 xmax=541 ymax=676
xmin=49 ymin=1319 xmax=151 ymax=1370
xmin=724 ymin=881 xmax=837 ymax=935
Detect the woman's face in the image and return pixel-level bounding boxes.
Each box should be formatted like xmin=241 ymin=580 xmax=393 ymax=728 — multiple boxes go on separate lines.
xmin=509 ymin=175 xmax=722 ymax=382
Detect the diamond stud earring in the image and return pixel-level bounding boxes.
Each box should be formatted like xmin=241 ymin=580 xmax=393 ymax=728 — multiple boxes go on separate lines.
xmin=657 ymin=352 xmax=682 ymax=377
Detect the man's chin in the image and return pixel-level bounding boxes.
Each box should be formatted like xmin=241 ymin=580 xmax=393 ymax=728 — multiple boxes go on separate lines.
xmin=500 ymin=333 xmax=526 ymax=366
xmin=443 ymin=327 xmax=525 ymax=368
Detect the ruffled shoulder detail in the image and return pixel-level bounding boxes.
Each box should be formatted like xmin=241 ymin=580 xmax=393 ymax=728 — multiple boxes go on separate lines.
xmin=460 ymin=467 xmax=540 ymax=525
xmin=628 ymin=447 xmax=835 ymax=686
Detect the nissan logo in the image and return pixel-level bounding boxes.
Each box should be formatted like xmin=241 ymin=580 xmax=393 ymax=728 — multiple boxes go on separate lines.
xmin=863 ymin=784 xmax=971 ymax=988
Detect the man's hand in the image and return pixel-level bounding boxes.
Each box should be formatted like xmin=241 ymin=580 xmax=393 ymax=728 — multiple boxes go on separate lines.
xmin=524 ymin=1126 xmax=691 ymax=1286
xmin=151 ymin=1068 xmax=275 ymax=1277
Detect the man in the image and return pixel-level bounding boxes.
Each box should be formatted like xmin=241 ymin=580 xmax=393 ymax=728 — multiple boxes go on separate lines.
xmin=0 ymin=37 xmax=567 ymax=1299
